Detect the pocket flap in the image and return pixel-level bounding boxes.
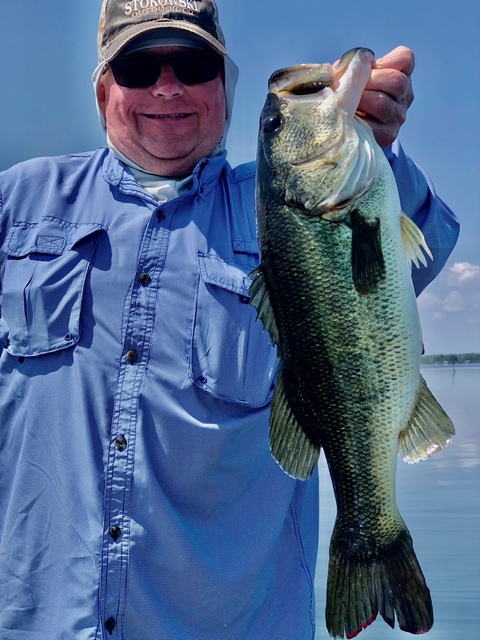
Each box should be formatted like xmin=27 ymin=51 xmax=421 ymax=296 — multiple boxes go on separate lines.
xmin=198 ymin=252 xmax=254 ymax=297
xmin=2 ymin=217 xmax=106 ymax=257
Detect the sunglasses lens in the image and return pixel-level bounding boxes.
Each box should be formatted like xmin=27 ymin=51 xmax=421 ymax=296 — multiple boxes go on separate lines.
xmin=110 ymin=51 xmax=223 ymax=88
xmin=174 ymin=51 xmax=223 ymax=84
xmin=110 ymin=56 xmax=159 ymax=88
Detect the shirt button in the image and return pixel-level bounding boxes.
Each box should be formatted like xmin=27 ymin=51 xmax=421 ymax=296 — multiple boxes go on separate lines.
xmin=156 ymin=209 xmax=166 ymax=221
xmin=126 ymin=349 xmax=138 ymax=364
xmin=115 ymin=436 xmax=127 ymax=451
xmin=105 ymin=617 xmax=116 ymax=633
xmin=139 ymin=272 xmax=152 ymax=286
xmin=109 ymin=525 xmax=122 ymax=541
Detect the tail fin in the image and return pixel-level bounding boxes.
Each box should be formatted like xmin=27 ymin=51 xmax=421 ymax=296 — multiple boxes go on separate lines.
xmin=326 ymin=525 xmax=433 ymax=638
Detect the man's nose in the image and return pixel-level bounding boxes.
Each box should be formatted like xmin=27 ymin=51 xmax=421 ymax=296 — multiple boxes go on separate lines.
xmin=151 ymin=64 xmax=185 ymax=98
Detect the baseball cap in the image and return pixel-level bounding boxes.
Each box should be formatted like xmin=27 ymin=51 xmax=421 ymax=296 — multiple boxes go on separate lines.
xmin=98 ymin=0 xmax=227 ymax=63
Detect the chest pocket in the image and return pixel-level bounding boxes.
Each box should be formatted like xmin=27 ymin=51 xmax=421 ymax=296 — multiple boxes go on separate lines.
xmin=0 ymin=217 xmax=106 ymax=357
xmin=190 ymin=251 xmax=278 ymax=408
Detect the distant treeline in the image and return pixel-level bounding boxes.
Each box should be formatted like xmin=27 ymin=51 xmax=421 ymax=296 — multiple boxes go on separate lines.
xmin=421 ymin=353 xmax=480 ymax=365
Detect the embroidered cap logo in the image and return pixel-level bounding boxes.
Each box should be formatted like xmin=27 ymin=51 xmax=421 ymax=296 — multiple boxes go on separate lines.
xmin=124 ymin=1 xmax=200 ymax=17
xmin=98 ymin=0 xmax=227 ymax=64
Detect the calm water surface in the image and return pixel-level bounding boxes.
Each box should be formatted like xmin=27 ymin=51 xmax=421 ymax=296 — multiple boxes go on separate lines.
xmin=314 ymin=364 xmax=480 ymax=639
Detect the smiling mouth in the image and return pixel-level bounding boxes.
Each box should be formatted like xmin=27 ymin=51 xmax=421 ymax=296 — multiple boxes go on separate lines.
xmin=143 ymin=113 xmax=191 ymax=119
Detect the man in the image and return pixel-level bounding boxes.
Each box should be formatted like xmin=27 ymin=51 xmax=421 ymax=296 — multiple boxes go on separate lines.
xmin=0 ymin=1 xmax=459 ymax=639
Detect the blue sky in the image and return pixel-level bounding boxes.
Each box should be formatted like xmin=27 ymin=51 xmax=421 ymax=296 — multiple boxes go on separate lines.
xmin=0 ymin=0 xmax=478 ymax=353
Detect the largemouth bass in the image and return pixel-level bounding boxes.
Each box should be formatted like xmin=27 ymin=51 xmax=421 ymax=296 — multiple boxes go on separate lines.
xmin=250 ymin=48 xmax=454 ymax=638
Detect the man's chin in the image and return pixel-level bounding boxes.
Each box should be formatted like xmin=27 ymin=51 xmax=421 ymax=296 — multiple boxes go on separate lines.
xmin=140 ymin=147 xmax=204 ymax=176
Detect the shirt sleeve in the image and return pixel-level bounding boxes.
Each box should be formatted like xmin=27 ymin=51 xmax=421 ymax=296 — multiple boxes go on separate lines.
xmin=384 ymin=139 xmax=460 ymax=296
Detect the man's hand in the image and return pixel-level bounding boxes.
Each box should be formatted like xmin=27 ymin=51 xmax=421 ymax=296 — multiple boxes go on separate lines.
xmin=356 ymin=46 xmax=415 ymax=148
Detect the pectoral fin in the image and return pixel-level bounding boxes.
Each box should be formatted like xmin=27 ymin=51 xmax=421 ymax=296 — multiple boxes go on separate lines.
xmin=269 ymin=366 xmax=321 ymax=480
xmin=350 ymin=210 xmax=386 ymax=294
xmin=249 ymin=265 xmax=280 ymax=347
xmin=400 ymin=213 xmax=433 ymax=268
xmin=399 ymin=375 xmax=455 ymax=463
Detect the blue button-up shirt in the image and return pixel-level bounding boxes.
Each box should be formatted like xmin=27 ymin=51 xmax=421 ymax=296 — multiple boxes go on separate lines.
xmin=0 ymin=147 xmax=459 ymax=640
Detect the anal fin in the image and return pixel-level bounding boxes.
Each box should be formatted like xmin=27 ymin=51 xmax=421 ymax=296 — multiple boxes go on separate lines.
xmin=399 ymin=375 xmax=455 ymax=463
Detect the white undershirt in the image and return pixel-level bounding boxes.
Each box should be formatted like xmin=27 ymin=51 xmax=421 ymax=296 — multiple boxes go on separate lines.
xmin=108 ymin=136 xmax=193 ymax=203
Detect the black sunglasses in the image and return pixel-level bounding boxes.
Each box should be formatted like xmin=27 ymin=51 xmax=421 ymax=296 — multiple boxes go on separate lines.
xmin=109 ymin=50 xmax=223 ymax=88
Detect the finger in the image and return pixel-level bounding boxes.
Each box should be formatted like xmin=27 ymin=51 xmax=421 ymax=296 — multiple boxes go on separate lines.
xmin=357 ymin=89 xmax=410 ymax=147
xmin=357 ymin=90 xmax=407 ymax=127
xmin=374 ymin=45 xmax=415 ymax=77
xmin=364 ymin=68 xmax=414 ymax=104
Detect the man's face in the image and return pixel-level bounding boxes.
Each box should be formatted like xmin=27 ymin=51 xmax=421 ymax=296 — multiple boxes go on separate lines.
xmin=98 ymin=47 xmax=227 ymax=175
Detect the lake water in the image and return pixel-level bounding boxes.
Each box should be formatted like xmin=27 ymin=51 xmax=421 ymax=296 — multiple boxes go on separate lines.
xmin=314 ymin=364 xmax=480 ymax=639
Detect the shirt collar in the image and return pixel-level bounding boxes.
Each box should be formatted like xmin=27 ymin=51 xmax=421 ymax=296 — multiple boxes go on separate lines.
xmin=103 ymin=149 xmax=227 ymax=200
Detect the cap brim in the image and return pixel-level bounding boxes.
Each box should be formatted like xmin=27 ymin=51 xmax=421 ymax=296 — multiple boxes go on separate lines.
xmin=103 ymin=22 xmax=227 ymax=62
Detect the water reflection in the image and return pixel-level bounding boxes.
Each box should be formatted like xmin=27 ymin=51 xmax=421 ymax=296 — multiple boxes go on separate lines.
xmin=315 ymin=365 xmax=480 ymax=639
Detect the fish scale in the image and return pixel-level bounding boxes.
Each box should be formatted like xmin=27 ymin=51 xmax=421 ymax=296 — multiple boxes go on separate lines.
xmin=250 ymin=48 xmax=454 ymax=638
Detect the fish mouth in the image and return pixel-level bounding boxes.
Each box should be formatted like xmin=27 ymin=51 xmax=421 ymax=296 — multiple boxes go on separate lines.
xmin=268 ymin=63 xmax=335 ymax=96
xmin=267 ymin=48 xmax=374 ymax=110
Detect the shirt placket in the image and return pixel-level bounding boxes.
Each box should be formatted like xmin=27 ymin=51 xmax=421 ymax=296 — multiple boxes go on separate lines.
xmin=98 ymin=203 xmax=170 ymax=638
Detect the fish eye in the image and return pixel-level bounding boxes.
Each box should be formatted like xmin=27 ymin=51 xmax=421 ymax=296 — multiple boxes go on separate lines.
xmin=263 ymin=114 xmax=284 ymax=134
xmin=291 ymin=81 xmax=327 ymax=96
